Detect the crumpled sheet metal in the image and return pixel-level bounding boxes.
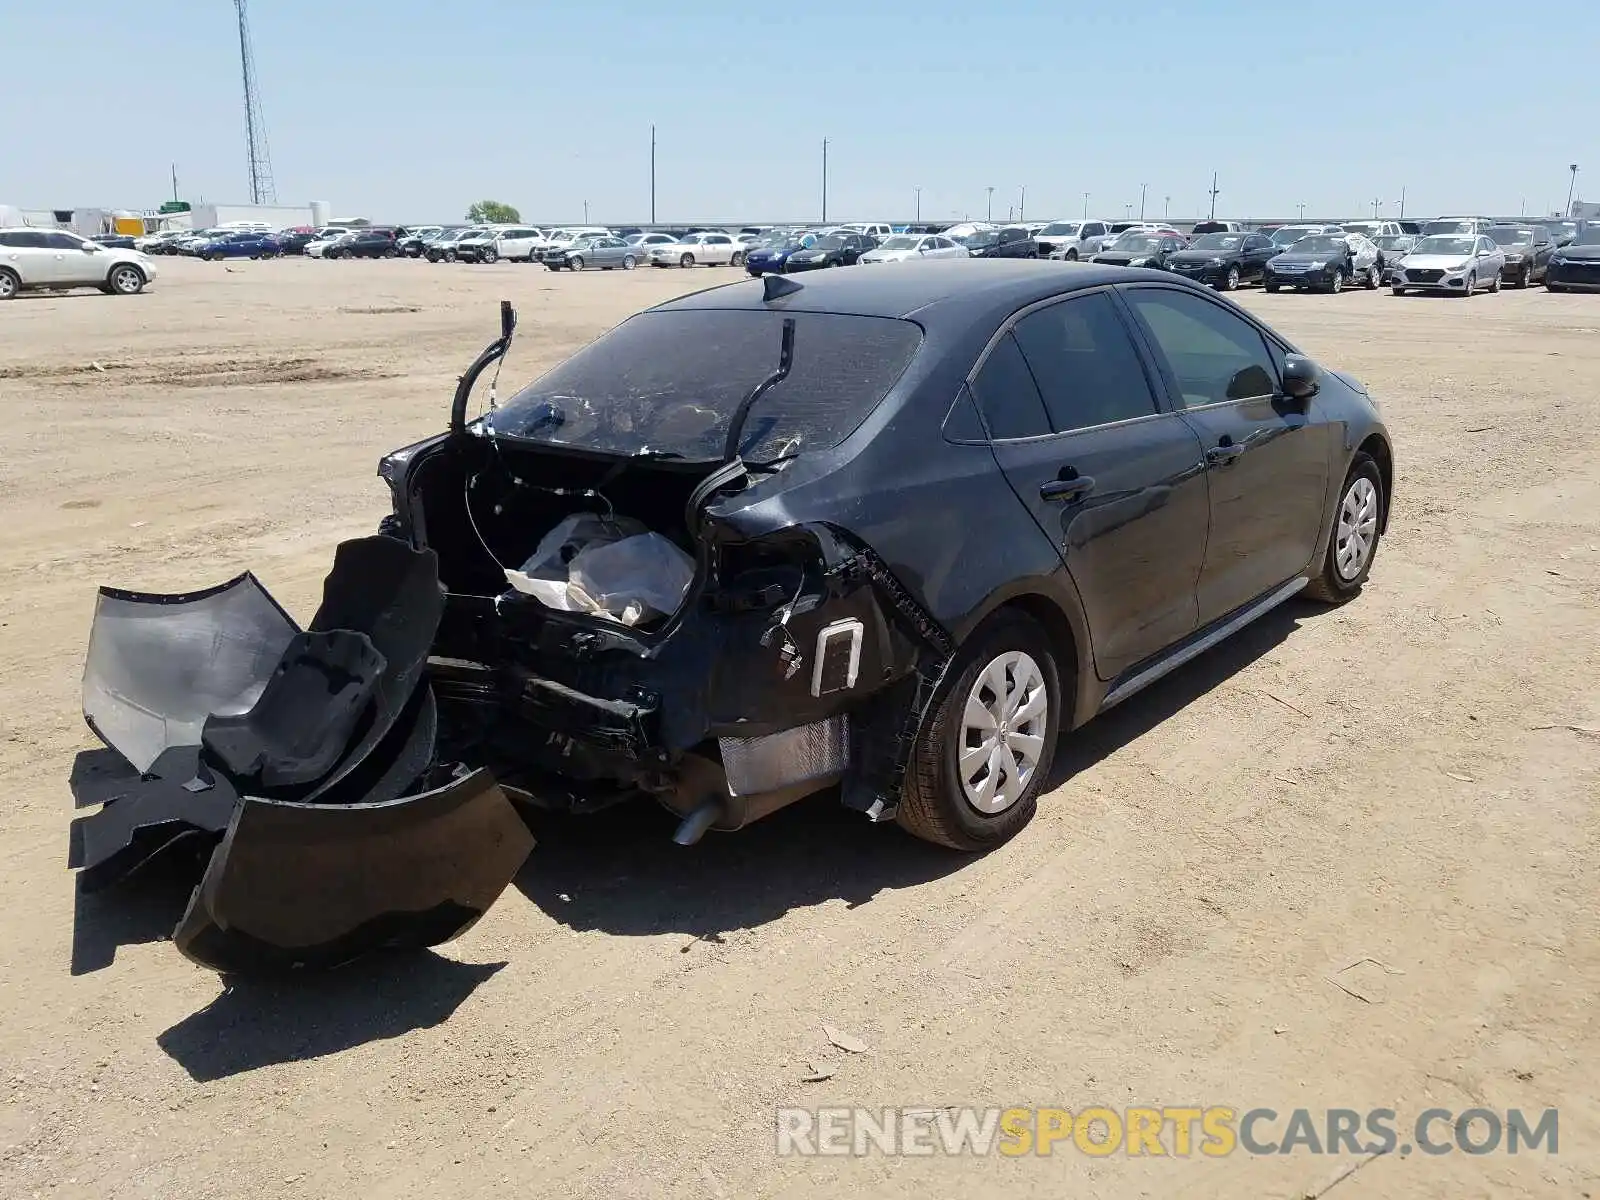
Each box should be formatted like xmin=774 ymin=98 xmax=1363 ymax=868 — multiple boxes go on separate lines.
xmin=173 ymin=766 xmax=534 ymax=973
xmin=83 ymin=573 xmax=299 ymax=774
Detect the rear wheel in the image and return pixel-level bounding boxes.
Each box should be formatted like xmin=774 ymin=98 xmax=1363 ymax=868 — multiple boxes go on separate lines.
xmin=1547 ymin=282 xmax=1566 ymax=293
xmin=568 ymin=255 xmax=585 ymax=272
xmin=1264 ymin=281 xmax=1279 ymax=293
xmin=1304 ymin=452 xmax=1384 ymax=603
xmin=622 ymin=255 xmax=636 ymax=270
xmin=1392 ymin=285 xmax=1406 ymax=296
xmin=1366 ymin=264 xmax=1380 ymax=289
xmin=0 ymin=268 xmax=18 ymax=300
xmin=896 ymin=611 xmax=1063 ymax=851
xmin=731 ymin=250 xmax=745 ymax=266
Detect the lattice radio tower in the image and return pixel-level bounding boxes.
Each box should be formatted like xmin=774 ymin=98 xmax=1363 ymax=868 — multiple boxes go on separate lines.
xmin=235 ymin=0 xmax=276 ymax=204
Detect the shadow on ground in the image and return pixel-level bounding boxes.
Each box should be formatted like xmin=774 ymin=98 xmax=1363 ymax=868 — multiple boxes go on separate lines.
xmin=515 ymin=599 xmax=1319 ymax=940
xmin=157 ymin=953 xmax=505 ymax=1081
xmin=70 ymin=833 xmax=213 ymax=976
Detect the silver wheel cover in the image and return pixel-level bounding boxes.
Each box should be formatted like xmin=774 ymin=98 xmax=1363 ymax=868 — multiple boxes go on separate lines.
xmin=1335 ymin=476 xmax=1379 ymax=581
xmin=958 ymin=651 xmax=1048 ymax=814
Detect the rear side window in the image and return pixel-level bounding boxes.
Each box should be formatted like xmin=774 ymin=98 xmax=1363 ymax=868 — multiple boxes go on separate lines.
xmin=45 ymin=232 xmax=84 ymax=249
xmin=1012 ymin=293 xmax=1160 ymax=431
xmin=494 ymin=309 xmax=924 ymax=462
xmin=970 ymin=333 xmax=1051 ymax=440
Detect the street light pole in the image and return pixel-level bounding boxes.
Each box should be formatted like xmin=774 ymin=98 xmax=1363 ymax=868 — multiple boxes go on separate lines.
xmin=1139 ymin=182 xmax=1148 ymax=221
xmin=1297 ymin=201 xmax=1306 ymax=220
xmin=821 ymin=139 xmax=829 ymax=223
xmin=914 ymin=187 xmax=921 ymax=223
xmin=1567 ymin=163 xmax=1580 ymax=215
xmin=583 ymin=199 xmax=589 ymax=224
xmin=1208 ymin=171 xmax=1219 ymax=221
xmin=1082 ymin=192 xmax=1089 ymax=219
xmin=649 ymin=124 xmax=656 ymax=225
xmin=1019 ymin=185 xmax=1026 ymax=223
xmin=1164 ymin=195 xmax=1170 ymax=219
xmin=1371 ymin=196 xmax=1381 ymax=219
xmin=986 ymin=186 xmax=994 ymax=221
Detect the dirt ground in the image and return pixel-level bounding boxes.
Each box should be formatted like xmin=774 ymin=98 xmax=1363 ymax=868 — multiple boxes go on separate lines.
xmin=0 ymin=256 xmax=1595 ymax=1199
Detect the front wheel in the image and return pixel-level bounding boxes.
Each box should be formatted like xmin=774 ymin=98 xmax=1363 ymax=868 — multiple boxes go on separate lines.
xmin=1304 ymin=452 xmax=1384 ymax=603
xmin=731 ymin=251 xmax=745 ymax=266
xmin=1327 ymin=269 xmax=1345 ymax=294
xmin=1264 ymin=282 xmax=1280 ymax=293
xmin=107 ymin=265 xmax=146 ymax=296
xmin=680 ymin=253 xmax=695 ymax=268
xmin=1366 ymin=265 xmax=1380 ymax=289
xmin=383 ymin=247 xmax=397 ymax=259
xmin=1460 ymin=272 xmax=1475 ymax=296
xmin=480 ymin=248 xmax=497 ymax=264
xmin=1517 ymin=265 xmax=1532 ymax=289
xmin=1065 ymin=248 xmax=1078 ymax=261
xmin=1547 ymin=282 xmax=1566 ymax=293
xmin=1489 ymin=270 xmax=1501 ymax=293
xmin=896 ymin=612 xmax=1062 ymax=851
xmin=568 ymin=255 xmax=584 ymax=272
xmin=1392 ymin=286 xmax=1406 ymax=296
xmin=622 ymin=255 xmax=636 ymax=270
xmin=1222 ymin=265 xmax=1240 ymax=291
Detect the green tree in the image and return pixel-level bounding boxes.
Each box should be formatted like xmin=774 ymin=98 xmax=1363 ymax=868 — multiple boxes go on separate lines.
xmin=466 ymin=200 xmax=521 ymax=223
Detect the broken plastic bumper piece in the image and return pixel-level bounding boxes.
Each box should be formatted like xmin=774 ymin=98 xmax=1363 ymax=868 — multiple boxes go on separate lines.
xmin=69 ymin=537 xmax=534 ymax=973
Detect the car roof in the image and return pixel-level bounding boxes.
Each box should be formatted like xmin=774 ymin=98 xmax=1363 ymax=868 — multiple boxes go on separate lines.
xmin=653 ymin=259 xmax=1176 ymax=326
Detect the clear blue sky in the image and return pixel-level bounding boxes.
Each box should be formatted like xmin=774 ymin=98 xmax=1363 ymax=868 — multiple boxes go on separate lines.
xmin=5 ymin=0 xmax=1592 ymax=224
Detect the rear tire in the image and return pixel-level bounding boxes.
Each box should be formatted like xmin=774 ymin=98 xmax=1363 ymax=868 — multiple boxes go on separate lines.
xmin=896 ymin=611 xmax=1063 ymax=852
xmin=1264 ymin=282 xmax=1279 ymax=293
xmin=0 ymin=268 xmax=18 ymax=300
xmin=731 ymin=251 xmax=745 ymax=266
xmin=1366 ymin=264 xmax=1379 ymax=289
xmin=1392 ymin=286 xmax=1406 ymax=296
xmin=622 ymin=255 xmax=636 ymax=270
xmin=1303 ymin=452 xmax=1383 ymax=604
xmin=568 ymin=255 xmax=585 ymax=271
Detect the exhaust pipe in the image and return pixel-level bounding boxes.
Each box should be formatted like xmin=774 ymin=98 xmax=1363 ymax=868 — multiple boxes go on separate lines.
xmin=672 ymin=799 xmax=722 ymax=846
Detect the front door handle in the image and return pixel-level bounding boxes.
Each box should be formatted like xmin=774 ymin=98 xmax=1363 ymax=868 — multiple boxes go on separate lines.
xmin=1206 ymin=440 xmax=1244 ymax=466
xmin=1040 ymin=474 xmax=1095 ymax=503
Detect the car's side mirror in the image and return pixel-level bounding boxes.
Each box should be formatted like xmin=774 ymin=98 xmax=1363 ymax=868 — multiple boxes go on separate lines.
xmin=1280 ymin=355 xmax=1320 ymax=401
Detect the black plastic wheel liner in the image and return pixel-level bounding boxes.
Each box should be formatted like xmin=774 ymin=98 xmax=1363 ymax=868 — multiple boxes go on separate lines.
xmin=201 ymin=630 xmax=387 ymax=788
xmin=299 ymin=537 xmax=445 ymax=805
xmin=172 ymin=765 xmax=534 ymax=973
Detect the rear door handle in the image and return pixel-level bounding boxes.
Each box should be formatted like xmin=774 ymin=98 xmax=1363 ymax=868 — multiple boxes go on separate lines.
xmin=1039 ymin=475 xmax=1095 ymax=502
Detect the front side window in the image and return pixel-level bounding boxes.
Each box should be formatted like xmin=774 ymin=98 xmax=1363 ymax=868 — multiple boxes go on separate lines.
xmin=1123 ymin=288 xmax=1278 ymax=409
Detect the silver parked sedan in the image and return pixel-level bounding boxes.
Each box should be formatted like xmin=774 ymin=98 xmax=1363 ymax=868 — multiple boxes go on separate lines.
xmin=545 ymin=235 xmax=637 ymax=272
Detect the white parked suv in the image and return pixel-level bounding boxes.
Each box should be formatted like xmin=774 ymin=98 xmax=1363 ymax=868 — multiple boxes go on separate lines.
xmin=0 ymin=227 xmax=156 ymax=298
xmin=1038 ymin=219 xmax=1113 ymax=259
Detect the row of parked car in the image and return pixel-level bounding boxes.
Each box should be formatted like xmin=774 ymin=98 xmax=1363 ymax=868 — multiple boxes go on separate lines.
xmin=120 ymin=213 xmax=1600 ymax=294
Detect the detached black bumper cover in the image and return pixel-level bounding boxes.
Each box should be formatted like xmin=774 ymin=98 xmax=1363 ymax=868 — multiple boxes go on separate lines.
xmin=69 ymin=537 xmax=534 ymax=973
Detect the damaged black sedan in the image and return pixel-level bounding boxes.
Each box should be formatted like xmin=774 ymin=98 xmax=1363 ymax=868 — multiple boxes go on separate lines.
xmin=71 ymin=260 xmax=1392 ymax=971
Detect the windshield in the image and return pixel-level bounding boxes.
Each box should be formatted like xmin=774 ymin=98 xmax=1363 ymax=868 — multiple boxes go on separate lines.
xmin=1573 ymin=224 xmax=1600 ymax=247
xmin=1039 ymin=222 xmax=1081 ymax=236
xmin=1375 ymin=235 xmax=1415 ymax=251
xmin=1489 ymin=227 xmax=1534 ymax=246
xmin=1423 ymin=219 xmax=1478 ymax=235
xmin=1289 ymin=236 xmax=1346 ymax=254
xmin=877 ymin=236 xmax=920 ymax=250
xmin=491 ymin=311 xmax=923 ymax=462
xmin=958 ymin=232 xmax=999 ymax=248
xmin=1413 ymin=236 xmax=1476 ymax=255
xmin=1189 ymin=234 xmax=1242 ymax=250
xmin=1110 ymin=235 xmax=1164 ymax=253
xmin=1342 ymin=223 xmax=1379 ymax=235
xmin=1271 ymin=227 xmax=1318 ymax=245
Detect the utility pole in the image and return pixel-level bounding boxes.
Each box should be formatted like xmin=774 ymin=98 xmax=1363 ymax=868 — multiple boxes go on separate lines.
xmin=649 ymin=124 xmax=656 ymax=225
xmin=986 ymin=186 xmax=994 ymax=221
xmin=821 ymin=139 xmax=829 ymax=223
xmin=171 ymin=163 xmax=179 ymax=204
xmin=1208 ymin=171 xmax=1220 ymax=221
xmin=234 ymin=0 xmax=275 ymax=204
xmin=1082 ymin=192 xmax=1089 ymax=219
xmin=914 ymin=187 xmax=921 ymax=223
xmin=583 ymin=199 xmax=589 ymax=224
xmin=1019 ymin=185 xmax=1026 ymax=223
xmin=1164 ymin=195 xmax=1170 ymax=219
xmin=1139 ymin=182 xmax=1148 ymax=221
xmin=1567 ymin=163 xmax=1580 ymax=215
xmin=1399 ymin=186 xmax=1406 ymax=218
xmin=1371 ymin=197 xmax=1381 ymax=219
